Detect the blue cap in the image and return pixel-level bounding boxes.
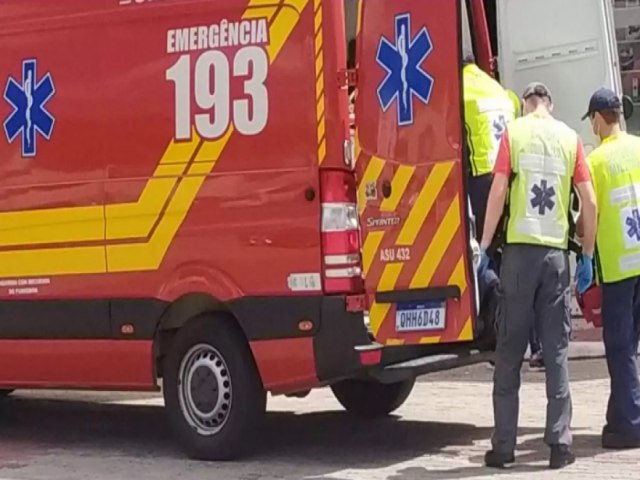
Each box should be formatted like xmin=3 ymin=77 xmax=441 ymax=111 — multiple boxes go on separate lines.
xmin=582 ymin=88 xmax=622 ymax=120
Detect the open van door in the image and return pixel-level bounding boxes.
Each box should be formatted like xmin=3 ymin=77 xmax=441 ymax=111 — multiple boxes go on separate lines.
xmin=355 ymin=0 xmax=478 ymax=347
xmin=497 ymin=0 xmax=622 ymax=152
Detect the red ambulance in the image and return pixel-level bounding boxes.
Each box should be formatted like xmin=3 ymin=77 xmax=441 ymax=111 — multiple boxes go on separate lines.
xmin=0 ymin=0 xmax=507 ymax=460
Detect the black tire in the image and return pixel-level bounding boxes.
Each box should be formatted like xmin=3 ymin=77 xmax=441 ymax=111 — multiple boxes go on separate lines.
xmin=163 ymin=315 xmax=266 ymax=461
xmin=331 ymin=378 xmax=415 ymax=418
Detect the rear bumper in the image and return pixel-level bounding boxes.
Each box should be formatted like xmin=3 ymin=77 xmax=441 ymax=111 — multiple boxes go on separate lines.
xmin=314 ymin=296 xmax=492 ymax=385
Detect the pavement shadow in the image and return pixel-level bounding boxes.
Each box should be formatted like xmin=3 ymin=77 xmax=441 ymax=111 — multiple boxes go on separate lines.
xmin=0 ymin=394 xmax=542 ymax=478
xmin=384 ymin=430 xmax=606 ymax=480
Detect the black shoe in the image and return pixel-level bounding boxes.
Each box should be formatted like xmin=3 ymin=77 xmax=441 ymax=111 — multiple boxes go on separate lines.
xmin=484 ymin=450 xmax=515 ymax=468
xmin=602 ymin=431 xmax=640 ymax=449
xmin=549 ymin=444 xmax=575 ymax=469
xmin=529 ymin=351 xmax=545 ymax=369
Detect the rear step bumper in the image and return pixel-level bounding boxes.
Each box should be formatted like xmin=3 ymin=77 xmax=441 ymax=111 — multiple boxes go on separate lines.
xmin=365 ymin=348 xmax=494 ymax=384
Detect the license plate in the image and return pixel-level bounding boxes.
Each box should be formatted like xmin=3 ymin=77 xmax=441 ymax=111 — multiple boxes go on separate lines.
xmin=395 ymin=301 xmax=446 ymax=332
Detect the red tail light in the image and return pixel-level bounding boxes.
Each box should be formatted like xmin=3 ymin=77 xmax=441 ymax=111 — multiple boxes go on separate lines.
xmin=320 ymin=170 xmax=363 ymax=294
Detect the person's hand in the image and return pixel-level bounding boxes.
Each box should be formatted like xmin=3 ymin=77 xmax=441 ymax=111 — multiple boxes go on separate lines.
xmin=479 ymin=248 xmax=490 ymax=274
xmin=576 ymin=254 xmax=594 ymax=295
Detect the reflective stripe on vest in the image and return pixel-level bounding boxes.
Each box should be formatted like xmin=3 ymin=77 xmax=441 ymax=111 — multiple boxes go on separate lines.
xmin=588 ymin=133 xmax=640 ymax=282
xmin=506 ymin=114 xmax=577 ymax=249
xmin=463 ymin=65 xmax=515 ymax=176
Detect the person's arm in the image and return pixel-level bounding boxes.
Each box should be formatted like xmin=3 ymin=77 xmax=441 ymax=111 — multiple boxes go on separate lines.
xmin=575 ymin=181 xmax=596 ymax=256
xmin=480 ymin=132 xmax=511 ymax=250
xmin=573 ymin=140 xmax=597 ymax=256
xmin=480 ymin=174 xmax=509 ymax=250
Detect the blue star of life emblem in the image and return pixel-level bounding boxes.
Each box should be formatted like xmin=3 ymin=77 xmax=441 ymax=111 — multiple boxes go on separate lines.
xmin=376 ymin=13 xmax=434 ymax=126
xmin=626 ymin=208 xmax=640 ymax=242
xmin=530 ymin=179 xmax=556 ymax=215
xmin=492 ymin=115 xmax=507 ymax=142
xmin=3 ymin=59 xmax=56 ymax=158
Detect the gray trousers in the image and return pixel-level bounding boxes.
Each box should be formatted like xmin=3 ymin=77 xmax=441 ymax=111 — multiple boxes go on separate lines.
xmin=492 ymin=244 xmax=572 ymax=453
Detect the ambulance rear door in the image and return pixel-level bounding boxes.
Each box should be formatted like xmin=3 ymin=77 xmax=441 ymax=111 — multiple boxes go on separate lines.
xmin=355 ymin=0 xmax=477 ymax=347
xmin=497 ymin=0 xmax=621 ymax=151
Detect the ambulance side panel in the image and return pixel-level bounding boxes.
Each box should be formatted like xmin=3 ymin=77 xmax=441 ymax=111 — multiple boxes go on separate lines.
xmin=0 ymin=0 xmax=345 ymax=392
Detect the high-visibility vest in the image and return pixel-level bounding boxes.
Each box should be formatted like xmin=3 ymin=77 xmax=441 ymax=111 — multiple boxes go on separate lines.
xmin=506 ymin=113 xmax=578 ymax=249
xmin=463 ymin=64 xmax=515 ymax=176
xmin=588 ymin=132 xmax=640 ymax=283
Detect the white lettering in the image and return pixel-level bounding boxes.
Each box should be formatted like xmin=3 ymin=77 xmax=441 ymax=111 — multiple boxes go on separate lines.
xmin=167 ymin=30 xmax=176 ymax=53
xmin=198 ymin=26 xmax=208 ymax=50
xmin=220 ymin=19 xmax=228 ymax=47
xmin=228 ymin=22 xmax=239 ymax=46
xmin=189 ymin=26 xmax=198 ymax=51
xmin=240 ymin=22 xmax=251 ymax=45
xmin=175 ymin=28 xmax=189 ymax=53
xmin=256 ymin=18 xmax=268 ymax=44
xmin=167 ymin=19 xmax=269 ymax=54
xmin=209 ymin=25 xmax=219 ymax=49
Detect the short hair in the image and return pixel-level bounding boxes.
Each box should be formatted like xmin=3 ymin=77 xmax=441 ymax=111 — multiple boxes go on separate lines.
xmin=597 ymin=109 xmax=621 ymax=125
xmin=524 ymin=95 xmax=552 ymax=109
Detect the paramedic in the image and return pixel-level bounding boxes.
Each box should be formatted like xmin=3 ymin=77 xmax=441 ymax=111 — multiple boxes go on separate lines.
xmin=479 ymin=82 xmax=597 ymax=469
xmin=463 ymin=53 xmax=516 ymax=242
xmin=582 ymin=87 xmax=640 ymax=449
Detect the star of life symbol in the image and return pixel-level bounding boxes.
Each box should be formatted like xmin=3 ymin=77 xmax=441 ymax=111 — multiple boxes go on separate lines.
xmin=530 ymin=179 xmax=556 ymax=215
xmin=626 ymin=208 xmax=640 ymax=242
xmin=3 ymin=59 xmax=56 ymax=158
xmin=376 ymin=14 xmax=434 ymax=126
xmin=492 ymin=115 xmax=507 ymax=143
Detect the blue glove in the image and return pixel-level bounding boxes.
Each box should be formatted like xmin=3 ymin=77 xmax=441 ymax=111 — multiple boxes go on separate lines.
xmin=479 ymin=248 xmax=490 ymax=275
xmin=576 ymin=255 xmax=594 ymax=295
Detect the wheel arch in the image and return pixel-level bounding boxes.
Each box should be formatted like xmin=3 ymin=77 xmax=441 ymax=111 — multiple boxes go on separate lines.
xmin=153 ymin=293 xmax=253 ymax=379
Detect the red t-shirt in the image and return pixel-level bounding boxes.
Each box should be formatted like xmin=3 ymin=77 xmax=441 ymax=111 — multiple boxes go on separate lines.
xmin=493 ymin=130 xmax=591 ymax=184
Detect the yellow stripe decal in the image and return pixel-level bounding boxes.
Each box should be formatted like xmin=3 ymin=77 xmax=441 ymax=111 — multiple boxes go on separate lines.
xmin=410 ymin=196 xmax=461 ymax=288
xmin=457 ymin=316 xmax=474 ymax=341
xmin=385 ymin=338 xmax=405 ymax=346
xmin=314 ymin=0 xmax=326 ymax=165
xmin=0 ymin=0 xmax=309 ymax=277
xmin=370 ymin=262 xmax=403 ymax=336
xmin=419 ymin=336 xmax=441 ymax=345
xmin=357 ymin=156 xmax=385 ymax=214
xmin=380 ymin=165 xmax=415 ymax=212
xmin=448 ymin=256 xmax=467 ymax=295
xmin=362 ymin=231 xmax=384 ymax=275
xmin=396 ymin=162 xmax=453 ymax=246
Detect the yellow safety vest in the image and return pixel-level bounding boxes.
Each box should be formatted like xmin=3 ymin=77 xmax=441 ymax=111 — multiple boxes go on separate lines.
xmin=463 ymin=64 xmax=516 ymax=176
xmin=588 ymin=132 xmax=640 ymax=283
xmin=506 ymin=113 xmax=578 ymax=249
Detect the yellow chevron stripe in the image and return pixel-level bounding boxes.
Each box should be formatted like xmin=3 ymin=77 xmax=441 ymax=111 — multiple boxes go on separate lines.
xmin=457 ymin=316 xmax=474 ymax=341
xmin=448 ymin=256 xmax=467 ymax=295
xmin=396 ymin=162 xmax=453 ymax=246
xmin=386 ymin=338 xmax=405 ymax=346
xmin=410 ymin=196 xmax=461 ymax=288
xmin=0 ymin=0 xmax=309 ymax=278
xmin=362 ymin=231 xmax=384 ymax=275
xmin=357 ymin=156 xmax=385 ymax=214
xmin=419 ymin=336 xmax=441 ymax=344
xmin=380 ymin=165 xmax=415 ymax=212
xmin=314 ymin=0 xmax=326 ymax=165
xmin=370 ymin=262 xmax=403 ymax=335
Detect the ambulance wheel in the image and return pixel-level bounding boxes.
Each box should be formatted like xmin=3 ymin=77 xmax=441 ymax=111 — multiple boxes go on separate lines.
xmin=163 ymin=315 xmax=266 ymax=461
xmin=331 ymin=378 xmax=415 ymax=418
